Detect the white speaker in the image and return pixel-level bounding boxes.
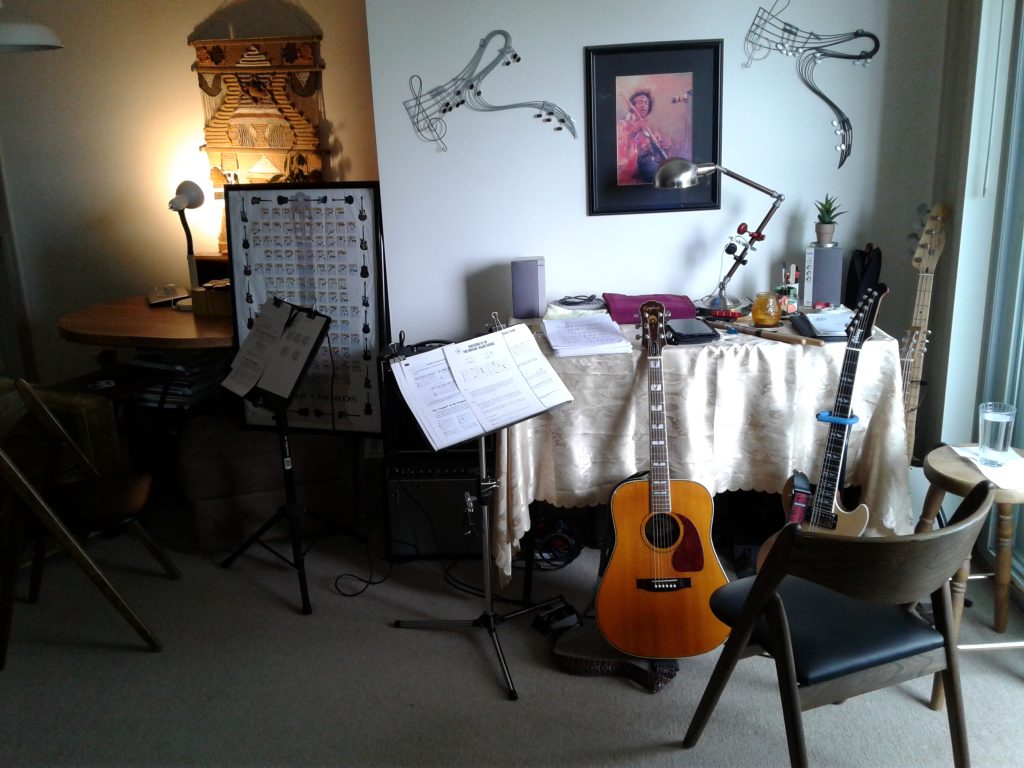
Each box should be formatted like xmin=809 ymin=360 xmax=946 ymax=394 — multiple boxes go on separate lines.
xmin=802 ymin=244 xmax=844 ymax=307
xmin=511 ymin=257 xmax=545 ymax=318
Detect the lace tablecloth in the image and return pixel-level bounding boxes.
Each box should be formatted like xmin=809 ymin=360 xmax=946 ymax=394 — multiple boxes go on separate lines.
xmin=491 ymin=325 xmax=911 ymax=582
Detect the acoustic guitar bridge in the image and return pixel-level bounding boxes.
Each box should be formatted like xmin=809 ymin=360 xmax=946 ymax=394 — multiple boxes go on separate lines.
xmin=637 ymin=578 xmax=691 ymax=592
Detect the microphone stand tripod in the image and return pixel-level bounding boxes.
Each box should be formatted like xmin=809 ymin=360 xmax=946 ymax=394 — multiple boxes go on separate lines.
xmin=393 ymin=434 xmax=563 ymax=700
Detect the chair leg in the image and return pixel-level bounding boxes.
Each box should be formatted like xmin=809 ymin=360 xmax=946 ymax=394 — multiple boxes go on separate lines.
xmin=766 ymin=598 xmax=807 ymax=768
xmin=930 ymin=554 xmax=971 ymax=711
xmin=1 ymin=504 xmax=25 ymax=671
xmin=933 ymin=586 xmax=971 ymax=768
xmin=683 ymin=631 xmax=747 ymax=748
xmin=28 ymin=535 xmax=45 ymax=603
xmin=125 ymin=520 xmax=182 ymax=580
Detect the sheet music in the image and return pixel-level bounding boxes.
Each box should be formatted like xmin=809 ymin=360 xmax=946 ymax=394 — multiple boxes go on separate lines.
xmin=389 ymin=323 xmax=572 ymax=450
xmin=221 ymin=299 xmax=290 ymax=397
xmin=221 ymin=299 xmax=328 ymax=401
xmin=542 ymin=314 xmax=631 ymax=356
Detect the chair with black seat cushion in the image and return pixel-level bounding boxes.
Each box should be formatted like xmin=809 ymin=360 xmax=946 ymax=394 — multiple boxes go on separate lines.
xmin=682 ymin=480 xmax=995 ymax=768
xmin=1 ymin=378 xmax=179 ymax=669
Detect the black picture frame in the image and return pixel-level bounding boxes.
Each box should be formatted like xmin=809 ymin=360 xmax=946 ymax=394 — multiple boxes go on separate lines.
xmin=585 ymin=39 xmax=722 ymax=216
xmin=224 ymin=182 xmax=389 ymax=433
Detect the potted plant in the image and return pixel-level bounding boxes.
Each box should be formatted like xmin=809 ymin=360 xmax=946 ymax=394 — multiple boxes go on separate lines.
xmin=814 ymin=194 xmax=845 ymax=246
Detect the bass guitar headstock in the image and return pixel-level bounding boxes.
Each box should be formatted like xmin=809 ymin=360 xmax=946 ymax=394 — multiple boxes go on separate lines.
xmin=846 ymin=283 xmax=888 ymax=349
xmin=912 ymin=203 xmax=950 ymax=274
xmin=637 ymin=301 xmax=668 ymax=357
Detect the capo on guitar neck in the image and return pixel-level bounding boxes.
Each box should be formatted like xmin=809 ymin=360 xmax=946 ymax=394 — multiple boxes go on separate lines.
xmin=816 ymin=410 xmax=859 ymax=425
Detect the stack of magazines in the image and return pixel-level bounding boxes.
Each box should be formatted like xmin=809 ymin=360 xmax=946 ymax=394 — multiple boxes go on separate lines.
xmin=542 ymin=314 xmax=632 ymax=357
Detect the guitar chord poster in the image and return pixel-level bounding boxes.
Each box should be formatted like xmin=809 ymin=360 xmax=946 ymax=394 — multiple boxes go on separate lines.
xmin=224 ymin=182 xmax=389 ymax=432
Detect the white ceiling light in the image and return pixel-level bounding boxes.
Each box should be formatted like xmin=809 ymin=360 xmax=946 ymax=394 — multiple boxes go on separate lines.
xmin=0 ymin=2 xmax=62 ymax=53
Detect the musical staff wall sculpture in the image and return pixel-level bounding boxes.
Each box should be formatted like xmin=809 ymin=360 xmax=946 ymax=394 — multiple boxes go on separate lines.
xmin=404 ymin=29 xmax=576 ymax=151
xmin=743 ymin=2 xmax=879 ymax=168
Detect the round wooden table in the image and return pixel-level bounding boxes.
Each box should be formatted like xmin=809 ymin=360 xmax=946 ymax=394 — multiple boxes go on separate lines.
xmin=59 ymin=296 xmax=234 ymax=350
xmin=916 ymin=444 xmax=1024 ymax=632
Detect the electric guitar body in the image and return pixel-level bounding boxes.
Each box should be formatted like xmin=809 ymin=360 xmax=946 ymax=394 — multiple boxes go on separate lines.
xmin=597 ymin=476 xmax=729 ymax=659
xmin=758 ymin=287 xmax=886 ymax=570
xmin=596 ymin=301 xmax=728 ymax=659
xmin=780 ymin=472 xmax=869 ymax=536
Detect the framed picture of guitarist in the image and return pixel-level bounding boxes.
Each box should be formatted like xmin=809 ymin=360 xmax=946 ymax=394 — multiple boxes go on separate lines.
xmin=585 ymin=39 xmax=722 ymax=215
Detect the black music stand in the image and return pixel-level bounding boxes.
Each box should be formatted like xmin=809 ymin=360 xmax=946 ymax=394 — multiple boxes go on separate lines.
xmin=384 ymin=326 xmax=572 ymax=700
xmin=394 ymin=434 xmax=563 ymax=700
xmin=219 ymin=298 xmax=330 ymax=614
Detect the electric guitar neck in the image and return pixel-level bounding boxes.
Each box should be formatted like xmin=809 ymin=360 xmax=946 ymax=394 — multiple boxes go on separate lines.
xmin=900 ymin=203 xmax=950 ymax=463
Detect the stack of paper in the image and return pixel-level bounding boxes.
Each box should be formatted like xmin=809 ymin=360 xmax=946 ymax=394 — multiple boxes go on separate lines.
xmin=542 ymin=314 xmax=632 ymax=357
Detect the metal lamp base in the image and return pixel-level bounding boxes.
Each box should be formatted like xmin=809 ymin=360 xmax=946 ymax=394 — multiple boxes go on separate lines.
xmin=696 ymin=290 xmax=749 ymax=312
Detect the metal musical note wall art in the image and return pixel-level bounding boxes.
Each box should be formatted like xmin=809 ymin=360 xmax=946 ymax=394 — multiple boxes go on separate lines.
xmin=404 ymin=29 xmax=577 ymax=151
xmin=743 ymin=1 xmax=879 ymax=168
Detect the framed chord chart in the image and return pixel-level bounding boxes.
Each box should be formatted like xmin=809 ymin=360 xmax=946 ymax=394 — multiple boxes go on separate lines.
xmin=224 ymin=182 xmax=389 ymax=432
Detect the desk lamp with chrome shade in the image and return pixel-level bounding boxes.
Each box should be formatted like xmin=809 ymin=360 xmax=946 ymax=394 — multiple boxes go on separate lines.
xmin=168 ymin=180 xmax=205 ymax=292
xmin=654 ymin=157 xmax=784 ymax=311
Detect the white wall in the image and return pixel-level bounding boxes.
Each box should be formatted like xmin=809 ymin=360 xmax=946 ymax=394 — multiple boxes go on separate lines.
xmin=0 ymin=0 xmax=378 ymax=384
xmin=366 ymin=0 xmax=947 ymax=344
xmin=0 ymin=0 xmax=952 ymax=392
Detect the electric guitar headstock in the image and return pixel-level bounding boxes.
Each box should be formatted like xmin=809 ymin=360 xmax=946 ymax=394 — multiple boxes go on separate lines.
xmin=638 ymin=301 xmax=668 ymax=357
xmin=846 ymin=284 xmax=888 ymax=350
xmin=912 ymin=203 xmax=950 ymax=274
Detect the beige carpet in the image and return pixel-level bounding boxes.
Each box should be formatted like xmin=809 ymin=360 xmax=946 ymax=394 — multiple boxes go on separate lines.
xmin=2 ymin=519 xmax=1023 ymax=768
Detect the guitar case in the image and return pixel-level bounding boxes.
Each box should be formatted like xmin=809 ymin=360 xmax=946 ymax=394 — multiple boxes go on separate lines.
xmin=844 ymin=243 xmax=882 ymax=309
xmin=549 ymin=620 xmax=679 ymax=693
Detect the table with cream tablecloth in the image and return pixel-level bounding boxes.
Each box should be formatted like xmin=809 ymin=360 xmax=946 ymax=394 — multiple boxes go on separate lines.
xmin=490 ymin=324 xmax=912 ymax=582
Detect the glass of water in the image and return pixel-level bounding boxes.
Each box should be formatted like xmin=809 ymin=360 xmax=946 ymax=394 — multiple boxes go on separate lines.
xmin=978 ymin=401 xmax=1016 ymax=466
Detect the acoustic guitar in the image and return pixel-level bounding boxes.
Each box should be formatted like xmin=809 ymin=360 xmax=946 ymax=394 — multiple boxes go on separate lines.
xmin=900 ymin=203 xmax=950 ymax=463
xmin=596 ymin=301 xmax=729 ymax=659
xmin=780 ymin=285 xmax=888 ymax=537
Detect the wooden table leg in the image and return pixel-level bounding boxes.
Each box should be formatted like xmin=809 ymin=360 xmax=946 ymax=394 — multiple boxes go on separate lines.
xmin=993 ymin=502 xmax=1015 ymax=633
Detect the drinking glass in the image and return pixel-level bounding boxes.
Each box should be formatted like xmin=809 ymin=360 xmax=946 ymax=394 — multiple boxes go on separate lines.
xmin=978 ymin=401 xmax=1016 ymax=466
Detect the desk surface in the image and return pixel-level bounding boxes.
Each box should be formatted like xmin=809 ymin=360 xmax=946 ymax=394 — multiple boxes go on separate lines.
xmin=59 ymin=296 xmax=235 ymax=350
xmin=490 ymin=324 xmax=912 ymax=580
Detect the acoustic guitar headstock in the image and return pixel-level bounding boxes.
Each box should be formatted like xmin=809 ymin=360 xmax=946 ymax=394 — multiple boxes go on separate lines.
xmin=638 ymin=301 xmax=668 ymax=357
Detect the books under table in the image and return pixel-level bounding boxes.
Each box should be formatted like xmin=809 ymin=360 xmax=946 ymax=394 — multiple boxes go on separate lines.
xmin=541 ymin=313 xmax=632 ymax=357
xmin=389 ymin=323 xmax=573 ymax=451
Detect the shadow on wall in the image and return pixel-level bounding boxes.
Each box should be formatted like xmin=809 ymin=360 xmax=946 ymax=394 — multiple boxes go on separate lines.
xmin=467 ymin=262 xmax=513 ymax=335
xmin=188 ymin=0 xmax=322 ymax=41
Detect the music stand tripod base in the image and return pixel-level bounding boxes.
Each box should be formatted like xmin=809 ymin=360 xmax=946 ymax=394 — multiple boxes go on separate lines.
xmin=220 ymin=409 xmax=314 ymax=615
xmin=393 ymin=435 xmax=563 ymax=700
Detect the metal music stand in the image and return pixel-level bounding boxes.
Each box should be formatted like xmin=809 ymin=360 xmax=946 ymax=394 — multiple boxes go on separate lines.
xmin=219 ymin=298 xmax=331 ymax=614
xmin=220 ymin=406 xmax=314 ymax=614
xmin=393 ymin=433 xmax=563 ymax=700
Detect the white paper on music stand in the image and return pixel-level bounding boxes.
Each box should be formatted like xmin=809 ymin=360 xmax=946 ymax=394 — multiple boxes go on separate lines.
xmin=221 ymin=299 xmax=290 ymax=397
xmin=389 ymin=323 xmax=573 ymax=451
xmin=257 ymin=310 xmax=327 ymax=398
xmin=498 ymin=324 xmax=573 ymax=408
xmin=390 ymin=346 xmax=482 ymax=450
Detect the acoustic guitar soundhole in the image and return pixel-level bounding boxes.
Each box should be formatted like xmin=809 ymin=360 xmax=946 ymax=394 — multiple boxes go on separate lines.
xmin=644 ymin=513 xmax=681 ymax=549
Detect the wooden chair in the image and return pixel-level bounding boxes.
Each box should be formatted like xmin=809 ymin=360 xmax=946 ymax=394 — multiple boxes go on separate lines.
xmin=1 ymin=379 xmax=180 ymax=669
xmin=682 ymin=480 xmax=996 ymax=768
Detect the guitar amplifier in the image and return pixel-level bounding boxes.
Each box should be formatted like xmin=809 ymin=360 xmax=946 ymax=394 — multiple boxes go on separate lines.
xmin=385 ymin=456 xmax=482 ymax=560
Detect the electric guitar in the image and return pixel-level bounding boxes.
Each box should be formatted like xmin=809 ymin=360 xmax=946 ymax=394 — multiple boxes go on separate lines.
xmin=780 ymin=285 xmax=888 ymax=538
xmin=596 ymin=301 xmax=729 ymax=659
xmin=900 ymin=203 xmax=950 ymax=463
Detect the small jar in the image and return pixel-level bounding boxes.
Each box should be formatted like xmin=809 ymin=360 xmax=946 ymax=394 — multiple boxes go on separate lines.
xmin=751 ymin=292 xmax=782 ymax=327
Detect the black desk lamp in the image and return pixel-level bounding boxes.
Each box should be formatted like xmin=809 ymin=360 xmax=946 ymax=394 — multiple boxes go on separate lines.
xmin=655 ymin=158 xmax=784 ymax=311
xmin=168 ymin=180 xmax=205 ymax=289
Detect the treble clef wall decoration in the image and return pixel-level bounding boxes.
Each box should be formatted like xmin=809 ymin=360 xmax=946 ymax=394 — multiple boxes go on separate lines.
xmin=404 ymin=29 xmax=577 ymax=151
xmin=743 ymin=0 xmax=879 ymax=168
